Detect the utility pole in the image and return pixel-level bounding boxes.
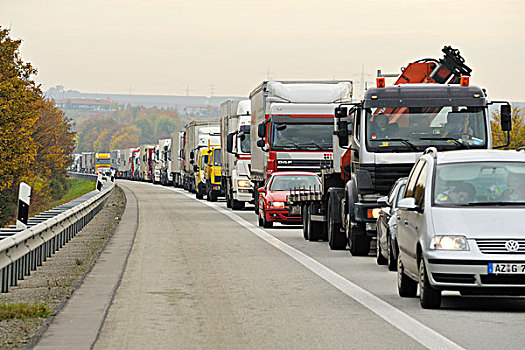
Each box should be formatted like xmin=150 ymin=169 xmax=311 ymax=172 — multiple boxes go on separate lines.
xmin=210 ymin=84 xmax=215 ymax=98
xmin=185 ymin=85 xmax=190 ymax=96
xmin=267 ymin=67 xmax=271 ymax=81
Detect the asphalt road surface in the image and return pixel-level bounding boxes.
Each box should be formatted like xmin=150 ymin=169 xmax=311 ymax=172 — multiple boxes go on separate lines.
xmin=93 ymin=180 xmax=525 ymax=350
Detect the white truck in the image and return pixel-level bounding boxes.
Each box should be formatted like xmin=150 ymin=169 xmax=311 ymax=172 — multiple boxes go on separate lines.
xmin=221 ymin=100 xmax=252 ymax=210
xmin=250 ymin=80 xmax=353 ymax=213
xmin=182 ymin=121 xmax=221 ymax=192
xmin=156 ymin=138 xmax=172 ymax=185
xmin=170 ymin=131 xmax=184 ymax=187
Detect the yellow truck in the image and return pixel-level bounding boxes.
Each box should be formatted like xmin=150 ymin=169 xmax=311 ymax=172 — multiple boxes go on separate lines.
xmin=205 ymin=146 xmax=223 ymax=202
xmin=95 ymin=152 xmax=111 ymax=174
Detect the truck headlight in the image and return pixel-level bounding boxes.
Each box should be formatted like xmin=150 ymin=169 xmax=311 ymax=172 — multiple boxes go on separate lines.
xmin=268 ymin=202 xmax=285 ymax=209
xmin=430 ymin=236 xmax=469 ymax=251
xmin=237 ymin=179 xmax=251 ymax=188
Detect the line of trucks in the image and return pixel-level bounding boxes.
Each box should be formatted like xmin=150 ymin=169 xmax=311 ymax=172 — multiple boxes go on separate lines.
xmin=71 ymin=46 xmax=513 ymax=256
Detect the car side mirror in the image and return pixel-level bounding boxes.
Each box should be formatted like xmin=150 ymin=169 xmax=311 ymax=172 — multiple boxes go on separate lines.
xmin=377 ymin=196 xmax=389 ymax=207
xmin=257 ymin=187 xmax=265 ymax=193
xmin=257 ymin=122 xmax=266 ymax=138
xmin=256 ymin=139 xmax=265 ymax=149
xmin=397 ymin=197 xmax=417 ymax=210
xmin=501 ymin=105 xmax=512 ymax=132
xmin=226 ymin=133 xmax=234 ymax=153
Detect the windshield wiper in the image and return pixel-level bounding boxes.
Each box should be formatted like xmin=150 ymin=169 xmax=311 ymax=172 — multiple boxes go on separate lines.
xmin=278 ymin=141 xmax=300 ymax=149
xmin=373 ymin=138 xmax=418 ymax=152
xmin=464 ymin=201 xmax=525 ymax=206
xmin=299 ymin=141 xmax=323 ymax=150
xmin=419 ymin=137 xmax=469 ymax=149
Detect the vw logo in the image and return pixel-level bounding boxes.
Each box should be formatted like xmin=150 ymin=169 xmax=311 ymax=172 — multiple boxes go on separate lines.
xmin=505 ymin=240 xmax=520 ymax=252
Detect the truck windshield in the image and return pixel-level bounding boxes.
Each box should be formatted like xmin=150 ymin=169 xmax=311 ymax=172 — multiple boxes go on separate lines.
xmin=269 ymin=175 xmax=321 ymax=191
xmin=213 ymin=149 xmax=221 ymax=166
xmin=365 ymin=106 xmax=487 ymax=152
xmin=434 ymin=162 xmax=525 ymax=206
xmin=271 ymin=122 xmax=333 ymax=151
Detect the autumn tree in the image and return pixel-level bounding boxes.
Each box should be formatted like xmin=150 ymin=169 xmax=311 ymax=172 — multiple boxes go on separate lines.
xmin=490 ymin=106 xmax=525 ymax=150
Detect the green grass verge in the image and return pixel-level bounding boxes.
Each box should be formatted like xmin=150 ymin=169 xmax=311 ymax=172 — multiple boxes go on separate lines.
xmin=0 ymin=303 xmax=52 ymax=321
xmin=36 ymin=178 xmax=96 ymax=214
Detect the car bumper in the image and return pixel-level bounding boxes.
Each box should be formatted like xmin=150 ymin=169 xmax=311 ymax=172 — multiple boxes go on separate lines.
xmin=265 ymin=208 xmax=301 ymax=223
xmin=425 ymin=252 xmax=525 ymax=292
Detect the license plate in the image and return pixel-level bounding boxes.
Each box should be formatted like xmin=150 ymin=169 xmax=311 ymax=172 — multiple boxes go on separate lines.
xmin=488 ymin=263 xmax=525 ymax=274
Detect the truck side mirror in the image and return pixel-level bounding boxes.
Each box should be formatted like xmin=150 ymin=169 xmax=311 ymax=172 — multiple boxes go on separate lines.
xmin=193 ymin=164 xmax=198 ymax=172
xmin=257 ymin=122 xmax=266 ymax=138
xmin=335 ymin=106 xmax=347 ymax=119
xmin=190 ymin=151 xmax=194 ymax=160
xmin=501 ymin=105 xmax=512 ymax=132
xmin=226 ymin=133 xmax=234 ymax=153
xmin=256 ymin=139 xmax=265 ymax=149
xmin=337 ymin=120 xmax=349 ymax=147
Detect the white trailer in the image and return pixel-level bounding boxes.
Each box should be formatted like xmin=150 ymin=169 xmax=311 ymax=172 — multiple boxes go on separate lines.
xmin=170 ymin=131 xmax=184 ymax=187
xmin=220 ymin=99 xmax=252 ymax=210
xmin=154 ymin=138 xmax=172 ymax=185
xmin=182 ymin=121 xmax=220 ymax=192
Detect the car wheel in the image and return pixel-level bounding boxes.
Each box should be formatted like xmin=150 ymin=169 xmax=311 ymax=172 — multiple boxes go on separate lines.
xmin=262 ymin=208 xmax=273 ymax=228
xmin=397 ymin=254 xmax=417 ymax=297
xmin=387 ymin=236 xmax=397 ymax=271
xmin=419 ymin=258 xmax=442 ymax=309
xmin=302 ymin=204 xmax=309 ymax=240
xmin=258 ymin=210 xmax=264 ymax=226
xmin=376 ymin=232 xmax=388 ymax=265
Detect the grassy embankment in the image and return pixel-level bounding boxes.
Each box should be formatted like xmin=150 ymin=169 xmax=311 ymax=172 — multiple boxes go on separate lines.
xmin=31 ymin=177 xmax=96 ymax=216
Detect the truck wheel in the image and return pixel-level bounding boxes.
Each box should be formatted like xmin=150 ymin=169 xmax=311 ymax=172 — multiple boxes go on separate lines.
xmin=397 ymin=255 xmax=417 ymax=297
xmin=196 ymin=189 xmax=203 ymax=200
xmin=226 ymin=192 xmax=232 ymax=208
xmin=302 ymin=204 xmax=309 ymax=240
xmin=262 ymin=208 xmax=273 ymax=228
xmin=419 ymin=258 xmax=441 ymax=309
xmin=387 ymin=236 xmax=397 ymax=272
xmin=308 ymin=206 xmax=325 ymax=242
xmin=209 ymin=192 xmax=217 ymax=202
xmin=348 ymin=223 xmax=370 ymax=256
xmin=376 ymin=232 xmax=388 ymax=265
xmin=232 ymin=200 xmax=244 ymax=210
xmin=254 ymin=194 xmax=259 ymax=215
xmin=327 ymin=195 xmax=346 ymax=250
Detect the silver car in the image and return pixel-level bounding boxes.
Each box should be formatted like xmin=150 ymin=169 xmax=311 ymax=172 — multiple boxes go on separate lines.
xmin=396 ymin=148 xmax=525 ymax=309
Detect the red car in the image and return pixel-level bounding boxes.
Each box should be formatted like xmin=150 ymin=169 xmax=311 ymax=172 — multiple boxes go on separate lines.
xmin=257 ymin=172 xmax=322 ymax=228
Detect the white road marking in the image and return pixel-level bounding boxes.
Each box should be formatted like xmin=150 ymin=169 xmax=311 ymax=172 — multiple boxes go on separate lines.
xmin=167 ymin=186 xmax=464 ymax=350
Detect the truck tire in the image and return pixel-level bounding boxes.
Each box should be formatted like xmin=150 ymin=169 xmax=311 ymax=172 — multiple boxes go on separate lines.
xmin=397 ymin=255 xmax=417 ymax=297
xmin=209 ymin=192 xmax=217 ymax=202
xmin=419 ymin=258 xmax=441 ymax=309
xmin=226 ymin=191 xmax=232 ymax=208
xmin=232 ymin=200 xmax=244 ymax=210
xmin=376 ymin=232 xmax=388 ymax=265
xmin=348 ymin=223 xmax=370 ymax=256
xmin=196 ymin=189 xmax=203 ymax=200
xmin=302 ymin=204 xmax=309 ymax=240
xmin=327 ymin=194 xmax=347 ymax=250
xmin=307 ymin=205 xmax=325 ymax=242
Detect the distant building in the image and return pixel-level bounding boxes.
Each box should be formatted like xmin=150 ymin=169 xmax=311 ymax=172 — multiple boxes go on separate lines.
xmin=183 ymin=105 xmax=220 ymax=118
xmin=55 ymin=98 xmax=111 ymax=111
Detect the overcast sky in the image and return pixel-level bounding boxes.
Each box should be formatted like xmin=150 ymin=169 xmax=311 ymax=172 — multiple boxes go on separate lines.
xmin=1 ymin=0 xmax=524 ymax=101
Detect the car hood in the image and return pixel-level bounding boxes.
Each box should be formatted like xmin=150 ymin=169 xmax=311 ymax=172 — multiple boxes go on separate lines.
xmin=266 ymin=191 xmax=290 ymax=202
xmin=431 ymin=207 xmax=525 ymax=238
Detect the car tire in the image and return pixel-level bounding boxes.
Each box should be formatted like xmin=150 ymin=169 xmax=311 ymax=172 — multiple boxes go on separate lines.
xmin=327 ymin=194 xmax=346 ymax=250
xmin=419 ymin=258 xmax=442 ymax=309
xmin=387 ymin=236 xmax=397 ymax=271
xmin=348 ymin=223 xmax=370 ymax=256
xmin=232 ymin=200 xmax=244 ymax=210
xmin=376 ymin=232 xmax=388 ymax=265
xmin=262 ymin=208 xmax=273 ymax=228
xmin=302 ymin=204 xmax=309 ymax=240
xmin=397 ymin=255 xmax=417 ymax=297
xmin=258 ymin=209 xmax=264 ymax=226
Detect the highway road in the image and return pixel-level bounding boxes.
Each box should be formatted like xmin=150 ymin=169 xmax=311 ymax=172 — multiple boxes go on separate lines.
xmin=92 ymin=180 xmax=525 ymax=350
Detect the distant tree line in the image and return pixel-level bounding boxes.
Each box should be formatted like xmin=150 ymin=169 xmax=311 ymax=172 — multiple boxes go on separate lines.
xmin=0 ymin=27 xmax=75 ymax=227
xmin=74 ymin=106 xmax=182 ymax=152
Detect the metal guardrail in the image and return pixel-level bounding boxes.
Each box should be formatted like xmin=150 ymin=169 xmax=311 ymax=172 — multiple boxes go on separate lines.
xmin=0 ymin=175 xmax=114 ymax=293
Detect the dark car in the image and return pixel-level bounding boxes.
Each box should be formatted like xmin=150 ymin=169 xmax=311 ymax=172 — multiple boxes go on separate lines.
xmin=376 ymin=177 xmax=407 ymax=271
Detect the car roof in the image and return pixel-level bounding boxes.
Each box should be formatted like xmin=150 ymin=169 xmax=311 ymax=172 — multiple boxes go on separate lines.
xmin=271 ymin=171 xmax=320 ymax=176
xmin=433 ymin=150 xmax=525 ymax=165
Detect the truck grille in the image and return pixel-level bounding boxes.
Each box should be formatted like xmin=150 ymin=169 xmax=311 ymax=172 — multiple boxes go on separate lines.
xmin=476 ymin=239 xmax=525 ymax=254
xmin=359 ymin=164 xmax=414 ymax=194
xmin=276 ymin=159 xmax=332 ymax=174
